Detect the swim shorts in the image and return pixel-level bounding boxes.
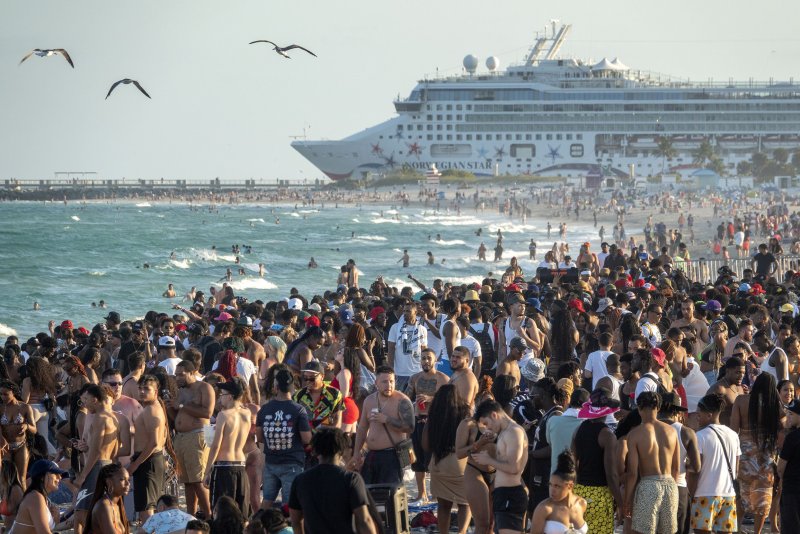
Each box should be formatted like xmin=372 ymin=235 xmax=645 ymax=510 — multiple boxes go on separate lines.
xmin=632 ymin=475 xmax=678 ymax=534
xmin=690 ymin=496 xmax=737 ymax=533
xmin=492 ymin=484 xmax=528 ymax=532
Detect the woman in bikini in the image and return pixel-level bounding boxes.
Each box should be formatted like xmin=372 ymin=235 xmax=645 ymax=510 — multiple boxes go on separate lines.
xmin=0 ymin=381 xmax=35 ymax=490
xmin=455 ymin=415 xmax=496 ymax=534
xmin=85 ymin=463 xmax=130 ymax=534
xmin=8 ymin=459 xmax=65 ymax=534
xmin=20 ymin=358 xmax=58 ymax=457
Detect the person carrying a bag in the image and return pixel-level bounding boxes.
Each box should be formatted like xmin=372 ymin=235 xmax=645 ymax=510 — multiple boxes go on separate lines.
xmin=350 ymin=366 xmax=415 ymax=486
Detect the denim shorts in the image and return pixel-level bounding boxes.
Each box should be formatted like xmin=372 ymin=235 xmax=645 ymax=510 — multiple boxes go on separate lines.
xmin=262 ymin=462 xmax=304 ymax=502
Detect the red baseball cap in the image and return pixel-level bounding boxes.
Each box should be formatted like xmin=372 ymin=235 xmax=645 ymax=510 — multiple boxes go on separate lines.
xmin=568 ymin=299 xmax=585 ymax=313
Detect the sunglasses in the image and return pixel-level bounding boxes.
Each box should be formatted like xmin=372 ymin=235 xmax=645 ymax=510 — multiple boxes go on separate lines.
xmin=103 ymin=381 xmax=122 ymax=387
xmin=302 ymin=375 xmax=319 ymax=382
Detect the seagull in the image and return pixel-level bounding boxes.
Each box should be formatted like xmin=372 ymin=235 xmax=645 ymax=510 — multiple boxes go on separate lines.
xmin=19 ymin=48 xmax=74 ymax=68
xmin=249 ymin=40 xmax=316 ymax=58
xmin=106 ymin=79 xmax=151 ymax=99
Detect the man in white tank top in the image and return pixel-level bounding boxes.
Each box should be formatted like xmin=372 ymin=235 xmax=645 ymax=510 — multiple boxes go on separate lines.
xmin=658 ymin=392 xmax=701 ymax=534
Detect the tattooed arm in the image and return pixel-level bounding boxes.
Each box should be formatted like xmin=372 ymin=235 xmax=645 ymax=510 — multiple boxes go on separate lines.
xmin=384 ymin=397 xmax=414 ymax=434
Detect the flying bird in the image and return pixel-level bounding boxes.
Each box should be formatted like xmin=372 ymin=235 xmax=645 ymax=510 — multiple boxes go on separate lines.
xmin=106 ymin=79 xmax=151 ymax=99
xmin=19 ymin=48 xmax=74 ymax=68
xmin=249 ymin=40 xmax=317 ymax=59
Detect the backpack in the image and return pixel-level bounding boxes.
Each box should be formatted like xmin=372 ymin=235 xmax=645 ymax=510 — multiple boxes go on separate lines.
xmin=469 ymin=323 xmax=497 ymax=377
xmin=641 ymin=373 xmax=669 ymax=396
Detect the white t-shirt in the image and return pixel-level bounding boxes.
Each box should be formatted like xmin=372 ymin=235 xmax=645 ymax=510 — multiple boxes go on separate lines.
xmin=634 ymin=372 xmax=661 ymax=401
xmin=459 ymin=334 xmax=482 ymax=369
xmin=695 ymin=424 xmax=741 ymax=497
xmin=388 ymin=319 xmax=428 ymax=377
xmin=211 ymin=356 xmax=257 ymax=385
xmin=421 ymin=314 xmax=445 ymax=363
xmin=641 ymin=322 xmax=662 ymax=348
xmin=584 ymin=350 xmax=614 ymax=390
xmin=158 ymin=357 xmax=183 ymax=376
xmin=597 ymin=251 xmax=609 ymax=267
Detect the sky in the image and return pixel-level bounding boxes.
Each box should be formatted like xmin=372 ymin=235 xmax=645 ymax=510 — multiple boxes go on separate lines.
xmin=1 ymin=0 xmax=799 ymax=183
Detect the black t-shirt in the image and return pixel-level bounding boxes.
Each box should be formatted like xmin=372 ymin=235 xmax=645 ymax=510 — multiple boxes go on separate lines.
xmin=288 ymin=464 xmax=371 ymax=534
xmin=752 ymin=251 xmax=776 ymax=277
xmin=780 ymin=427 xmax=800 ymax=494
xmin=256 ymin=399 xmax=310 ymax=466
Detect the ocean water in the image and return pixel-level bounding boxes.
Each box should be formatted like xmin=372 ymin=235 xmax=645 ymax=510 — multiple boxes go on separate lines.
xmin=0 ymin=201 xmax=601 ymax=339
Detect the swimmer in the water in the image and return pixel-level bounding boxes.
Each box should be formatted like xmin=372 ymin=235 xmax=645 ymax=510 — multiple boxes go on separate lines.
xmin=162 ymin=284 xmax=177 ymax=298
xmin=33 ymin=301 xmax=40 ymax=311
xmin=308 ymin=257 xmax=318 ymax=269
xmin=258 ymin=263 xmax=265 ymax=277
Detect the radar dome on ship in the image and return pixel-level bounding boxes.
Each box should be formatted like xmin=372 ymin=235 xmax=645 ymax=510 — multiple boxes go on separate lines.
xmin=486 ymin=56 xmax=500 ymax=72
xmin=463 ymin=54 xmax=479 ymax=74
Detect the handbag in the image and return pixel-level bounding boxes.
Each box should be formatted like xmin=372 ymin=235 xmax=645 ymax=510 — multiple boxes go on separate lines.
xmin=382 ymin=423 xmax=416 ymax=469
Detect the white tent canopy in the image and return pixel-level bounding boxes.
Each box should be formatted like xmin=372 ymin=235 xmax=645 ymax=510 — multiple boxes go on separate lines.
xmin=593 ymin=57 xmax=629 ymax=71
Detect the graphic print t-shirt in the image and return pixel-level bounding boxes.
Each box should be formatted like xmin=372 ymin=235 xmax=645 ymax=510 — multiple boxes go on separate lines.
xmin=256 ymin=399 xmax=311 ymax=466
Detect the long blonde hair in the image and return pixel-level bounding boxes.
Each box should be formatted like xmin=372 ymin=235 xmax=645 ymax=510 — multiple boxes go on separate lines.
xmin=265 ymin=335 xmax=287 ymax=364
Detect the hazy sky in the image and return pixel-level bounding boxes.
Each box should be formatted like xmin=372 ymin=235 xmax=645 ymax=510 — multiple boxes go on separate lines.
xmin=1 ymin=1 xmax=799 ymax=182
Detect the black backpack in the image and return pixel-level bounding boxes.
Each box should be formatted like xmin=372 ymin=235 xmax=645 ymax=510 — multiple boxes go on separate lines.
xmin=469 ymin=323 xmax=497 ymax=377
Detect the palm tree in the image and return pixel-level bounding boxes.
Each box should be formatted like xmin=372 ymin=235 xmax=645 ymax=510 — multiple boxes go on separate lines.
xmin=693 ymin=140 xmax=715 ymax=168
xmin=773 ymin=148 xmax=790 ymax=166
xmin=751 ymin=152 xmax=769 ymax=177
xmin=709 ymin=157 xmax=727 ymax=177
xmin=655 ymin=136 xmax=677 ymax=175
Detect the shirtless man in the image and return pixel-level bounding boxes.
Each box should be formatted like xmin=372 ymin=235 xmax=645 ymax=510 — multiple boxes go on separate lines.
xmin=471 ymin=399 xmax=529 ymax=534
xmin=496 ymin=337 xmax=525 ymax=386
xmin=169 ymin=360 xmax=215 ymax=518
xmin=670 ymin=299 xmax=710 ymax=356
xmin=449 ymin=346 xmax=478 ymax=408
xmin=203 ymin=379 xmax=252 ymax=519
xmin=162 ymin=284 xmax=177 ymax=298
xmin=405 ymin=349 xmax=449 ymax=502
xmin=234 ymin=320 xmax=265 ymax=371
xmin=624 ymin=391 xmax=679 ymax=534
xmin=128 ymin=374 xmax=168 ymax=523
xmin=121 ymin=352 xmax=146 ymax=401
xmin=74 ymin=385 xmax=121 ymax=534
xmin=352 ymin=366 xmax=415 ymax=486
xmin=705 ymin=356 xmax=746 ymax=427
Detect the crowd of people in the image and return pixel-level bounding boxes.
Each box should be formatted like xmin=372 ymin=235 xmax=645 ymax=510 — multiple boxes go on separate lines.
xmin=4 ymin=228 xmax=800 ymax=534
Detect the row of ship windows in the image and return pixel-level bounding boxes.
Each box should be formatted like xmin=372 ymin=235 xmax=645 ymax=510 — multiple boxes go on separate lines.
xmin=454 ymin=124 xmax=800 ymax=132
xmin=380 ymin=133 xmax=584 ymax=141
xmin=471 ymin=103 xmax=800 ymax=112
xmin=416 ymin=91 xmax=800 ymax=103
xmin=464 ymin=113 xmax=800 ymax=123
xmin=418 ymin=103 xmax=800 ymax=113
xmin=408 ymin=112 xmax=800 ymax=123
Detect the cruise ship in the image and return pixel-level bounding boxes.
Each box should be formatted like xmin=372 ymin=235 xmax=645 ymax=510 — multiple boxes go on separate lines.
xmin=292 ymin=23 xmax=800 ymax=182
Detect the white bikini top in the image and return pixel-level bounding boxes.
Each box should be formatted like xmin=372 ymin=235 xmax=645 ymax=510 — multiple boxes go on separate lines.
xmin=543 ymin=520 xmax=588 ymax=534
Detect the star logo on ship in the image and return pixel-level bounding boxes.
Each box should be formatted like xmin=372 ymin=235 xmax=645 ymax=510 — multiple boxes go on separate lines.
xmin=547 ymin=145 xmax=562 ymax=164
xmin=494 ymin=146 xmax=506 ymax=159
xmin=371 ymin=143 xmax=383 ymax=155
xmin=407 ymin=142 xmax=423 ymax=158
xmin=382 ymin=153 xmax=397 ymax=168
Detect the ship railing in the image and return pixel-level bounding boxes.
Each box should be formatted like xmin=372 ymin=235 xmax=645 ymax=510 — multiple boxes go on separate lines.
xmin=665 ymin=255 xmax=800 ymax=285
